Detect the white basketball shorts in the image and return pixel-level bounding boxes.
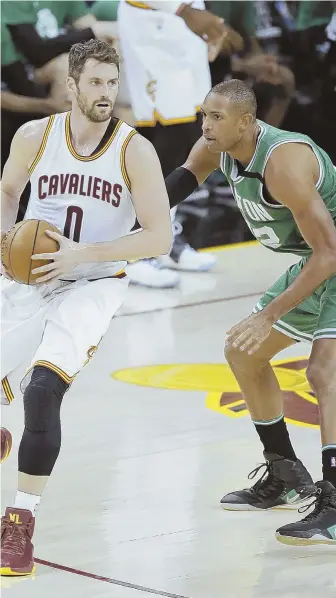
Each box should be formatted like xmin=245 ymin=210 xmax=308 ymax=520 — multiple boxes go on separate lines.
xmin=1 ymin=275 xmax=128 ymax=403
xmin=118 ymin=1 xmax=211 ymax=125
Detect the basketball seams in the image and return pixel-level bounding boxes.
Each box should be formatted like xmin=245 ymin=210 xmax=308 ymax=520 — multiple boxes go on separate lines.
xmin=28 ymin=220 xmax=41 ymax=285
xmin=2 ymin=220 xmax=59 ymax=285
xmin=2 ymin=224 xmax=25 ymax=282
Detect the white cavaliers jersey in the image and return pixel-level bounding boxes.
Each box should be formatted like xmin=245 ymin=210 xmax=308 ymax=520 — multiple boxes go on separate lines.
xmin=26 ymin=112 xmax=137 ymax=280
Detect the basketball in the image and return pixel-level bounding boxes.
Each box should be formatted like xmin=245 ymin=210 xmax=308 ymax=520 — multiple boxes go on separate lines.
xmin=1 ymin=220 xmax=60 ymax=285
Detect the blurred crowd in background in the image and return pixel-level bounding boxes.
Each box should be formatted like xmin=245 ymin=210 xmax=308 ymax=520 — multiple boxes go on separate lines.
xmin=1 ymin=1 xmax=336 ymax=288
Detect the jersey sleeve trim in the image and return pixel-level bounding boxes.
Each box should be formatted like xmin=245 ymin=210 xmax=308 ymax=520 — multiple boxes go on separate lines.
xmin=120 ymin=129 xmax=138 ymax=192
xmin=28 ymin=115 xmax=55 ymax=176
xmin=261 ymin=139 xmax=325 ymax=196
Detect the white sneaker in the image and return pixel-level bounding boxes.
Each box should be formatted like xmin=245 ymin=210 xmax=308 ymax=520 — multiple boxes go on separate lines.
xmin=159 ymin=220 xmax=217 ymax=272
xmin=159 ymin=245 xmax=217 ymax=271
xmin=126 ymin=259 xmax=179 ymax=288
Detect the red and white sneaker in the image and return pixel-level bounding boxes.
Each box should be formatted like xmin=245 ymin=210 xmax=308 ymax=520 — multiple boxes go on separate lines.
xmin=1 ymin=508 xmax=35 ymax=576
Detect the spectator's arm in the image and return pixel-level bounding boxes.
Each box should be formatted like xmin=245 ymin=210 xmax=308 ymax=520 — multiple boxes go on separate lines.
xmin=1 ymin=90 xmax=50 ymax=113
xmin=66 ymin=0 xmax=97 ymax=30
xmin=1 ymin=90 xmax=69 ymax=114
xmin=248 ymin=36 xmax=263 ymax=55
xmin=1 ymin=59 xmax=46 ymax=96
xmin=7 ymin=23 xmax=94 ymax=68
xmin=65 ymin=0 xmax=91 ymax=25
xmin=72 ymin=13 xmax=97 ymax=30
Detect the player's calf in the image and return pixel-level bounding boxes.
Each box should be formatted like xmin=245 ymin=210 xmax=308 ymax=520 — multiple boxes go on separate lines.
xmin=1 ymin=366 xmax=68 ymax=577
xmin=306 ymin=340 xmax=336 ymax=488
xmin=18 ymin=366 xmax=68 ymax=477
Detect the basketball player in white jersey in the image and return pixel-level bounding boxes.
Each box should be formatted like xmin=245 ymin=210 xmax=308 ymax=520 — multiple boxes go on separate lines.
xmin=0 ymin=38 xmax=172 ymax=576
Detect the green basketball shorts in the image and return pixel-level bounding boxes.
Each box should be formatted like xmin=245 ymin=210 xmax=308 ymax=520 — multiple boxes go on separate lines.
xmin=253 ymin=256 xmax=336 ymax=342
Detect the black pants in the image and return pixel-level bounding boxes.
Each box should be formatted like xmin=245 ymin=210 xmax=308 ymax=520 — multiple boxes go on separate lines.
xmin=132 ymin=116 xmax=202 ymax=231
xmin=137 ymin=116 xmax=202 ymax=178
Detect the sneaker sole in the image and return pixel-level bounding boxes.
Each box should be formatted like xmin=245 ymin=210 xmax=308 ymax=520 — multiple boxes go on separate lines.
xmin=275 ymin=533 xmax=336 ymax=546
xmin=1 ymin=565 xmax=35 ymax=576
xmin=159 ymin=255 xmax=216 ymax=272
xmin=221 ymin=498 xmax=311 ymax=512
xmin=221 ymin=504 xmax=300 ymax=512
xmin=167 ymin=263 xmax=215 ymax=272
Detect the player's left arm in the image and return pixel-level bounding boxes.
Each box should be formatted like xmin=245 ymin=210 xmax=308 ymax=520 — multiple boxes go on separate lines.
xmin=93 ymin=133 xmax=172 ymax=259
xmin=262 ymin=143 xmax=336 ymax=322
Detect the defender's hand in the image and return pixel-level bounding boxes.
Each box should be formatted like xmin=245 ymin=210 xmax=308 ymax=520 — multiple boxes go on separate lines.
xmin=226 ymin=312 xmax=275 ymax=355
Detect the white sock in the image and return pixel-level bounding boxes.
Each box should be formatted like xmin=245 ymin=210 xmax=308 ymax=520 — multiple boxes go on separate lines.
xmin=13 ymin=491 xmax=41 ymax=516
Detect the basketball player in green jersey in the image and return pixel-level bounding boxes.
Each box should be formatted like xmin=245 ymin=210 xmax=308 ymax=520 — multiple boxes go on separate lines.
xmin=164 ymin=78 xmax=336 ymax=545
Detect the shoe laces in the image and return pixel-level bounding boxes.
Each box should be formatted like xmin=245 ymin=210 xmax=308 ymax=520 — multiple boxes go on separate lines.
xmin=1 ymin=520 xmax=28 ymax=556
xmin=297 ymin=487 xmax=333 ymax=521
xmin=248 ymin=460 xmax=285 ymax=499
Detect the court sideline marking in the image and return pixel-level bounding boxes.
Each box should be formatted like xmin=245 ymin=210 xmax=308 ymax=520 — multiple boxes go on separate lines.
xmin=34 ymin=558 xmax=191 ymax=598
xmin=118 ymin=289 xmax=265 ymax=318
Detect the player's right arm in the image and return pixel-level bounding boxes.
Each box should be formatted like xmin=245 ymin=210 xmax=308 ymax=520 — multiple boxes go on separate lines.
xmin=165 ymin=136 xmax=220 ymax=209
xmin=1 ymin=118 xmax=49 ymax=240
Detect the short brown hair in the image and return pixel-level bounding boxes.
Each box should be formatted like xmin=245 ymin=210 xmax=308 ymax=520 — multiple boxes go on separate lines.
xmin=211 ymin=79 xmax=257 ymax=119
xmin=68 ymin=39 xmax=120 ymax=84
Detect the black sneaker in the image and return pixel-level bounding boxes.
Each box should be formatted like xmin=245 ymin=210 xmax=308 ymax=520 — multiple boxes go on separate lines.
xmin=220 ymin=452 xmax=316 ymax=511
xmin=276 ymin=480 xmax=336 ymax=545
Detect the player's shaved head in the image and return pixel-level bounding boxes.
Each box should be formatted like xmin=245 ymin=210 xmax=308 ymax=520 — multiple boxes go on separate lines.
xmin=209 ymin=79 xmax=257 ymax=120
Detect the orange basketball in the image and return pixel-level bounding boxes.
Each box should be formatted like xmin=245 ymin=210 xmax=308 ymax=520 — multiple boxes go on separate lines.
xmin=1 ymin=220 xmax=60 ymax=285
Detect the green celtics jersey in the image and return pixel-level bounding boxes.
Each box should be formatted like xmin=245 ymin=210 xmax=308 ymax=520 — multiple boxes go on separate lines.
xmin=220 ymin=120 xmax=336 ymax=256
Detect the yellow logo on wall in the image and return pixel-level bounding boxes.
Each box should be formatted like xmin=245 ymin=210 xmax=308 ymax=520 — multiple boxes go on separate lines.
xmin=113 ymin=357 xmax=319 ymax=429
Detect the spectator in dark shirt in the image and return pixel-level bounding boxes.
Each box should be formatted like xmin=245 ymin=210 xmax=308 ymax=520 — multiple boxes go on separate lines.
xmin=2 ymin=0 xmax=118 ymax=95
xmin=1 ymin=22 xmax=70 ymax=173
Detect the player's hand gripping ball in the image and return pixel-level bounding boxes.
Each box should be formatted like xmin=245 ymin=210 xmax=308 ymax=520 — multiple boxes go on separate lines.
xmin=31 ymin=229 xmax=80 ymax=283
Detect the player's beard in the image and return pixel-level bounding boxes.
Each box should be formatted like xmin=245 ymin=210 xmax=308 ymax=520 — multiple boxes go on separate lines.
xmin=76 ymin=90 xmax=113 ymax=123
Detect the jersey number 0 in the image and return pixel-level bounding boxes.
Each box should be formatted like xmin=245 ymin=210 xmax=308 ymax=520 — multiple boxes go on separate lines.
xmin=64 ymin=206 xmax=83 ymax=242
